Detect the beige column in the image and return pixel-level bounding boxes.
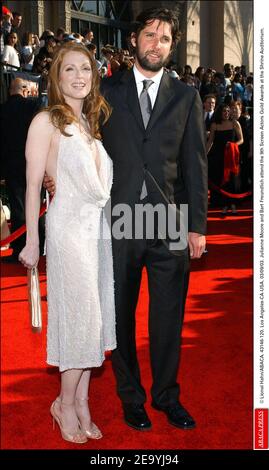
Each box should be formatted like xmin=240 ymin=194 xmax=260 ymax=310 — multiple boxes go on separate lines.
xmin=185 ymin=0 xmax=200 ymax=71
xmin=223 ymin=0 xmax=253 ymax=73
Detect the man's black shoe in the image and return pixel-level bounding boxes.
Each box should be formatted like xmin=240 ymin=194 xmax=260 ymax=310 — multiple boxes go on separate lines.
xmin=151 ymin=402 xmax=196 ymax=429
xmin=122 ymin=403 xmax=152 ymax=431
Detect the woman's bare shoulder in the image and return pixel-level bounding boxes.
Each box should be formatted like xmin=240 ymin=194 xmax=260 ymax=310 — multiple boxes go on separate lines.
xmin=30 ymin=110 xmax=55 ymax=133
xmin=232 ymin=119 xmax=240 ymax=129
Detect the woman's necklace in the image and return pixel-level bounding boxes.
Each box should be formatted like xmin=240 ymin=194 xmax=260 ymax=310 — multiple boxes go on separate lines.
xmin=78 ymin=115 xmax=101 ymax=174
xmin=78 ymin=115 xmax=93 ymax=144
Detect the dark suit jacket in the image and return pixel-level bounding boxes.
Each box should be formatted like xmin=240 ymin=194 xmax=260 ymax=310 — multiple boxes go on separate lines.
xmin=204 ymin=112 xmax=215 ymax=132
xmin=101 ymin=69 xmax=208 ymax=240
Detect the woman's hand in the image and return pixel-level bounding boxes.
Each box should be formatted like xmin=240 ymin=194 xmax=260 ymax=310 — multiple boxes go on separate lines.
xmin=19 ymin=244 xmax=39 ymax=269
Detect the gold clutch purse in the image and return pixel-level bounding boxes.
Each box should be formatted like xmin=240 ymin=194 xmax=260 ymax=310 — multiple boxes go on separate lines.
xmin=27 ymin=267 xmax=42 ymax=333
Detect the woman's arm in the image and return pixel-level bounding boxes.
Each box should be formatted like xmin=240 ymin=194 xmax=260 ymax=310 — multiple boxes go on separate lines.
xmin=233 ymin=120 xmax=244 ymax=146
xmin=19 ymin=112 xmax=53 ymax=268
xmin=206 ymin=123 xmax=216 ymax=154
xmin=2 ymin=45 xmax=10 ymax=64
xmin=21 ymin=47 xmax=34 ymax=64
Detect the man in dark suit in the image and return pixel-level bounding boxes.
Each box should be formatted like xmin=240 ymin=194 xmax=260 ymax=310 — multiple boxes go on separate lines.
xmin=203 ymin=93 xmax=216 ymax=136
xmin=0 ymin=78 xmax=44 ymax=261
xmin=101 ymin=8 xmax=208 ymax=431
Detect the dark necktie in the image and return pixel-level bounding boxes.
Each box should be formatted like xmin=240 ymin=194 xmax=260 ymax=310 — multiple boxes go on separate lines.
xmin=205 ymin=112 xmax=211 ymax=129
xmin=139 ymin=79 xmax=154 ymax=128
xmin=139 ymin=80 xmax=154 ymax=200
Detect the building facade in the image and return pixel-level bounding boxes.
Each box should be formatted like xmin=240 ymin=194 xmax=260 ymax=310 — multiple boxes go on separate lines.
xmin=4 ymin=0 xmax=253 ymax=72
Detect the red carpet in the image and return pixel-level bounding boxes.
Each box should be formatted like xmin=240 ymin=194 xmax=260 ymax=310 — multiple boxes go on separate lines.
xmin=1 ymin=203 xmax=253 ymax=449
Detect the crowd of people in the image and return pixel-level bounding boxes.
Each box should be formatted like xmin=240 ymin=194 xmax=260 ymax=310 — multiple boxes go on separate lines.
xmin=0 ymin=9 xmax=133 ymax=77
xmin=1 ymin=9 xmax=254 ymax=98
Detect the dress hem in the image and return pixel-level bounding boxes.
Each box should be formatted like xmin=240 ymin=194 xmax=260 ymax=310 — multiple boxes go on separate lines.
xmin=47 ymin=343 xmax=117 ymax=372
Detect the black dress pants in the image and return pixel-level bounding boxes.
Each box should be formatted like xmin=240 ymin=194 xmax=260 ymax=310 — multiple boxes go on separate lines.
xmin=111 ymin=237 xmax=190 ymax=407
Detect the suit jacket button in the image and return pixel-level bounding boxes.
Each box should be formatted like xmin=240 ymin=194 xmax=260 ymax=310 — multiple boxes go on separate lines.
xmin=144 ymin=163 xmax=147 ymax=169
xmin=143 ymin=138 xmax=148 ymax=143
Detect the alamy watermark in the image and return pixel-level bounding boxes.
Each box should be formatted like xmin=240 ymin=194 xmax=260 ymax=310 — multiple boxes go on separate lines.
xmin=79 ymin=199 xmax=189 ymax=252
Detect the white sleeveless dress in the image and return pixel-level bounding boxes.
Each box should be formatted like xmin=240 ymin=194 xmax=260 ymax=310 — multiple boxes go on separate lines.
xmin=46 ymin=123 xmax=116 ymax=371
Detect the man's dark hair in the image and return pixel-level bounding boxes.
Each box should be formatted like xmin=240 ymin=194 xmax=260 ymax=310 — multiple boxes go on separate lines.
xmin=203 ymin=94 xmax=217 ymax=103
xmin=12 ymin=12 xmax=22 ymax=18
xmin=83 ymin=29 xmax=93 ymax=37
xmin=214 ymin=72 xmax=224 ymax=81
xmin=131 ymin=7 xmax=181 ymax=51
xmin=86 ymin=43 xmax=97 ymax=52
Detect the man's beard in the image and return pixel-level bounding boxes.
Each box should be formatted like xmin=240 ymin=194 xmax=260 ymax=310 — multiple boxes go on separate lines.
xmin=136 ymin=49 xmax=169 ymax=72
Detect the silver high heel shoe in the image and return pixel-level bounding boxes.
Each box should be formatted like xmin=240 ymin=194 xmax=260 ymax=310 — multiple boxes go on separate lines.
xmin=50 ymin=398 xmax=88 ymax=444
xmin=75 ymin=397 xmax=103 ymax=440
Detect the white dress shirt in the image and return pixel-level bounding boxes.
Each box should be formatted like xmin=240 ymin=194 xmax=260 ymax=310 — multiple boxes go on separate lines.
xmin=133 ymin=65 xmax=164 ymax=200
xmin=133 ymin=64 xmax=163 ymax=108
xmin=204 ymin=111 xmax=214 ymax=121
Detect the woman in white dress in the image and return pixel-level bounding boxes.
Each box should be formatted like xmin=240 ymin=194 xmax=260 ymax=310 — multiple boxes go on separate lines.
xmin=2 ymin=32 xmax=20 ymax=70
xmin=19 ymin=42 xmax=116 ymax=444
